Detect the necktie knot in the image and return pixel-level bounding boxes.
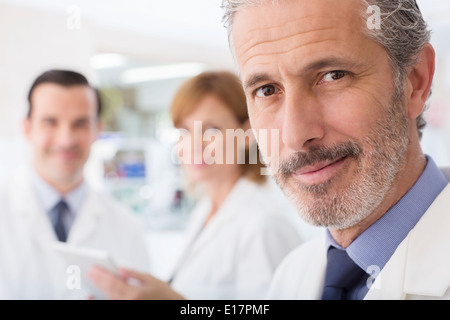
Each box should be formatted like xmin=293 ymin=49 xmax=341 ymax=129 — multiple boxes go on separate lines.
xmin=321 ymin=247 xmax=367 ymax=300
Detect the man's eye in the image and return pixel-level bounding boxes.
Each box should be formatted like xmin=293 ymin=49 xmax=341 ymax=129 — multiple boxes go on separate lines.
xmin=74 ymin=120 xmax=90 ymax=128
xmin=255 ymin=85 xmax=279 ymax=98
xmin=42 ymin=119 xmax=57 ymax=127
xmin=321 ymin=71 xmax=348 ymax=83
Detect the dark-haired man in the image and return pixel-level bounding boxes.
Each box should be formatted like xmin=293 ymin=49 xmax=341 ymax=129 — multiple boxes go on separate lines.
xmin=0 ymin=69 xmax=150 ymax=299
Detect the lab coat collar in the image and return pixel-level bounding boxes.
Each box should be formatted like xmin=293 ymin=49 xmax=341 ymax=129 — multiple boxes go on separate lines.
xmin=403 ymin=182 xmax=450 ymax=297
xmin=301 ymin=236 xmax=328 ymax=299
xmin=179 ymin=177 xmax=263 ymax=261
xmin=9 ymin=167 xmax=104 ymax=245
xmin=64 ymin=186 xmax=104 ymax=244
xmin=10 ymin=168 xmax=58 ymax=243
xmin=28 ymin=165 xmax=87 ymax=231
xmin=365 ymin=183 xmax=450 ymax=299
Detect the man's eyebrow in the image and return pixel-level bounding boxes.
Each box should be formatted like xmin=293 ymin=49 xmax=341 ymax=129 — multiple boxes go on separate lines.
xmin=73 ymin=116 xmax=94 ymax=125
xmin=40 ymin=115 xmax=57 ymax=121
xmin=243 ymin=73 xmax=272 ymax=91
xmin=74 ymin=117 xmax=90 ymax=123
xmin=243 ymin=58 xmax=365 ymax=91
xmin=302 ymin=58 xmax=365 ymax=73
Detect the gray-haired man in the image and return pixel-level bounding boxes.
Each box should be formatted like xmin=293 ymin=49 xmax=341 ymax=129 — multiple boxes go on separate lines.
xmin=222 ymin=0 xmax=450 ymax=299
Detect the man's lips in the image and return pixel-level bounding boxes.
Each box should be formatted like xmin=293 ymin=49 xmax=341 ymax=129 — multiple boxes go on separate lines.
xmin=296 ymin=157 xmax=347 ymax=175
xmin=292 ymin=156 xmax=349 ymax=185
xmin=53 ymin=151 xmax=80 ymax=160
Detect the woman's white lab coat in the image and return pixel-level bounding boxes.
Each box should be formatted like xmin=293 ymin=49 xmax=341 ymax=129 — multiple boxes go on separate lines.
xmin=0 ymin=168 xmax=150 ymax=299
xmin=169 ymin=177 xmax=302 ymax=300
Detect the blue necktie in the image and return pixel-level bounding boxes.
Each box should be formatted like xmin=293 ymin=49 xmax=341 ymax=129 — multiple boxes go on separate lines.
xmin=321 ymin=247 xmax=367 ymax=300
xmin=53 ymin=200 xmax=69 ymax=242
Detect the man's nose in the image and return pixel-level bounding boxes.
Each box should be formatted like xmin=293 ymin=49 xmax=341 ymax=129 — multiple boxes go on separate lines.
xmin=281 ymin=89 xmax=325 ymax=152
xmin=55 ymin=124 xmax=77 ymax=147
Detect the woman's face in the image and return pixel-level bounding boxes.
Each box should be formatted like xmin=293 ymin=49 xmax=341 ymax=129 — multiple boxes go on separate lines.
xmin=176 ymin=94 xmax=247 ymax=184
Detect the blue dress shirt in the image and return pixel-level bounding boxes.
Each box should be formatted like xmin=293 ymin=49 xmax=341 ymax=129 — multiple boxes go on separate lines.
xmin=29 ymin=166 xmax=87 ymax=237
xmin=325 ymin=155 xmax=449 ymax=299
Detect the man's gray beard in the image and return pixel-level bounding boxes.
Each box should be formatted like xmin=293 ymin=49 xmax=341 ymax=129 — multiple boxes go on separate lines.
xmin=273 ymin=96 xmax=410 ymax=230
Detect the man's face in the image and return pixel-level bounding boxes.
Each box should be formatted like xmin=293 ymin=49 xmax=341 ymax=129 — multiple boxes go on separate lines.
xmin=232 ymin=0 xmax=412 ymax=229
xmin=24 ymin=83 xmax=100 ymax=190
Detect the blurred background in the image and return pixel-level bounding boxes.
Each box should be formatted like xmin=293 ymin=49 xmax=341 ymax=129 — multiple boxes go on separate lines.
xmin=0 ymin=0 xmax=449 ymax=277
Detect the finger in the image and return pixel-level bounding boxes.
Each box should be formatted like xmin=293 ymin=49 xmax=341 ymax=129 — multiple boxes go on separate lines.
xmin=119 ymin=267 xmax=186 ymax=300
xmin=119 ymin=267 xmax=153 ymax=284
xmin=88 ymin=266 xmax=134 ymax=300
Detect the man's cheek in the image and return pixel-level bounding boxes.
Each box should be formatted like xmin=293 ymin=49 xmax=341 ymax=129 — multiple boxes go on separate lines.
xmin=253 ymin=127 xmax=281 ymax=175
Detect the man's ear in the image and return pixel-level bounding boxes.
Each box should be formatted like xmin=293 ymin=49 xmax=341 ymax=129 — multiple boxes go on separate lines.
xmin=92 ymin=120 xmax=103 ymax=143
xmin=406 ymin=43 xmax=435 ymax=119
xmin=23 ymin=117 xmax=31 ymax=141
xmin=96 ymin=120 xmax=103 ymax=137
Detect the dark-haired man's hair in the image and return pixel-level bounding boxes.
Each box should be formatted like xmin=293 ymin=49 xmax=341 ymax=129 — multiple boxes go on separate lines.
xmin=27 ymin=69 xmax=102 ymax=118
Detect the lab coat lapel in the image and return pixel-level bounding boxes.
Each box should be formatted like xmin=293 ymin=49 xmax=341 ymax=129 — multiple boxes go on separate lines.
xmin=66 ymin=187 xmax=102 ymax=244
xmin=167 ymin=199 xmax=214 ymax=280
xmin=299 ymin=236 xmax=327 ymax=299
xmin=402 ymin=183 xmax=450 ymax=297
xmin=186 ymin=179 xmax=249 ymax=259
xmin=440 ymin=167 xmax=450 ymax=180
xmin=363 ymin=239 xmax=408 ymax=300
xmin=365 ymin=183 xmax=450 ymax=299
xmin=185 ymin=201 xmax=235 ymax=259
xmin=10 ymin=169 xmax=57 ymax=245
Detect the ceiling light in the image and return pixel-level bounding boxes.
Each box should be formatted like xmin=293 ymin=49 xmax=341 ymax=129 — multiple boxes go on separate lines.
xmin=121 ymin=62 xmax=206 ymax=84
xmin=90 ymin=53 xmax=128 ymax=69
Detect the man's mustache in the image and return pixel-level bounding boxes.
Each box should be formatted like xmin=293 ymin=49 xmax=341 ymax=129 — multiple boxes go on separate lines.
xmin=277 ymin=141 xmax=363 ymax=177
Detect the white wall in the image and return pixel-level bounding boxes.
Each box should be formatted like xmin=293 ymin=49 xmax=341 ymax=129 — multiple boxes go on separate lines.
xmin=0 ymin=4 xmax=98 ymax=183
xmin=0 ymin=4 xmax=98 ymax=138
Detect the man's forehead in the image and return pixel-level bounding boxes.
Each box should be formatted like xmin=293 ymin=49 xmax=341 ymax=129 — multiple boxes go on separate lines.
xmin=232 ymin=0 xmax=364 ymax=29
xmin=32 ymin=83 xmax=94 ymax=101
xmin=31 ymin=84 xmax=97 ymax=116
xmin=232 ymin=0 xmax=365 ymax=67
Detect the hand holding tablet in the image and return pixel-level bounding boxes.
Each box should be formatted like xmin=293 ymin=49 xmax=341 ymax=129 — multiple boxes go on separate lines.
xmin=53 ymin=242 xmax=120 ymax=299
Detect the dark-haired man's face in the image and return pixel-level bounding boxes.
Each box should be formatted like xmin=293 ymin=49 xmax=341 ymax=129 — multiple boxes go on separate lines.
xmin=24 ymin=83 xmax=100 ymax=192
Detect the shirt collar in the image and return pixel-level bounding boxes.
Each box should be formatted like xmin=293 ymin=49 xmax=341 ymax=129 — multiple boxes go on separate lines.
xmin=28 ymin=165 xmax=86 ymax=216
xmin=326 ymin=156 xmax=448 ymax=272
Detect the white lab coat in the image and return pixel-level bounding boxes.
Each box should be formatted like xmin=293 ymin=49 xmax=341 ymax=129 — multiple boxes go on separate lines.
xmin=267 ymin=171 xmax=450 ymax=300
xmin=169 ymin=177 xmax=302 ymax=300
xmin=0 ymin=167 xmax=151 ymax=300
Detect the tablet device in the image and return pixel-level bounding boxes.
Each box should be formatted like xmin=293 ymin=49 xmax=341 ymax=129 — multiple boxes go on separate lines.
xmin=53 ymin=242 xmax=120 ymax=299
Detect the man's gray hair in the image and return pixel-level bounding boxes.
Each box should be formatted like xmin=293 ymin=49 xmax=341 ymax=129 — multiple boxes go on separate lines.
xmin=221 ymin=0 xmax=432 ymax=139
